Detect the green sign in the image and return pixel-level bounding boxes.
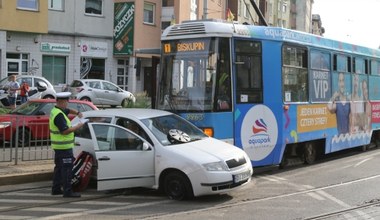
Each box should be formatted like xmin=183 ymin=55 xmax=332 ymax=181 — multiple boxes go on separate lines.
xmin=113 ymin=2 xmax=135 ymax=55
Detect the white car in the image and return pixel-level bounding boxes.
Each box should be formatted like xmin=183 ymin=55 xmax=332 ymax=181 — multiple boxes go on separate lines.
xmin=0 ymin=75 xmax=56 ymax=100
xmin=68 ymin=79 xmax=135 ymax=107
xmin=72 ymin=108 xmax=253 ymax=200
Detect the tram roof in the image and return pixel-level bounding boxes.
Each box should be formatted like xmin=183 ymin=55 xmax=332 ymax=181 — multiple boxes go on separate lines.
xmin=162 ymin=19 xmax=380 ymax=58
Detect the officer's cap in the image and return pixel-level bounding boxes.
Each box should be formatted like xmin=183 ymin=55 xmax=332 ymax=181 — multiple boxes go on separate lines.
xmin=56 ymin=92 xmax=71 ymax=100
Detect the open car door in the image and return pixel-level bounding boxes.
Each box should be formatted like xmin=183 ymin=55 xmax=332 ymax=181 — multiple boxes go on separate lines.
xmin=87 ymin=123 xmax=155 ymax=191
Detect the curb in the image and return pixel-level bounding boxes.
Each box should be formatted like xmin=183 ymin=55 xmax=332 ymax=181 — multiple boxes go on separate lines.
xmin=0 ymin=172 xmax=53 ymax=186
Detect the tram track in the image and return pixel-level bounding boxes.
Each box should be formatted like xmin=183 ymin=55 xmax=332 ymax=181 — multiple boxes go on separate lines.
xmin=303 ymin=199 xmax=380 ymax=220
xmin=141 ymin=173 xmax=380 ymax=219
xmin=1 ymin=159 xmax=380 ymax=219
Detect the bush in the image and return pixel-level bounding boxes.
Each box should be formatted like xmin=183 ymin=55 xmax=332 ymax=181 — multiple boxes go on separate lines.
xmin=123 ymin=91 xmax=151 ymax=109
xmin=0 ymin=107 xmax=11 ymax=114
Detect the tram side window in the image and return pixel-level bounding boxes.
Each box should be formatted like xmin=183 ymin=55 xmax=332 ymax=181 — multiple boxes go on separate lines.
xmin=370 ymin=60 xmax=380 ymax=75
xmin=333 ymin=54 xmax=351 ymax=73
xmin=310 ymin=50 xmax=331 ymax=102
xmin=353 ymin=57 xmax=366 ymax=74
xmin=235 ymin=40 xmax=263 ymax=103
xmin=282 ymin=45 xmax=308 ymax=102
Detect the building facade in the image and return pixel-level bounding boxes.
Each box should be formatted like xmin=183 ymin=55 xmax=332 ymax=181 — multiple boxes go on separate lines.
xmin=0 ymin=0 xmax=316 ymax=100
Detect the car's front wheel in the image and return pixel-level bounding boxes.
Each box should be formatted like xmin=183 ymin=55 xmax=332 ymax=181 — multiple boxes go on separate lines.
xmin=164 ymin=171 xmax=193 ymax=200
xmin=13 ymin=128 xmax=30 ymax=147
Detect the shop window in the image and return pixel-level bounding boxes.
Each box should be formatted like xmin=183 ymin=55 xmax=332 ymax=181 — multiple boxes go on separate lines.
xmin=86 ymin=58 xmax=105 ymax=79
xmin=42 ymin=56 xmax=66 ymax=85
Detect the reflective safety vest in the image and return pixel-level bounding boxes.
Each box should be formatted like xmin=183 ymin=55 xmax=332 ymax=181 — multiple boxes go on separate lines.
xmin=49 ymin=107 xmax=74 ymax=150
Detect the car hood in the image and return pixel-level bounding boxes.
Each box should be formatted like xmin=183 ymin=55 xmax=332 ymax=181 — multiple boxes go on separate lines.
xmin=0 ymin=114 xmax=23 ymax=122
xmin=166 ymin=137 xmax=248 ymax=164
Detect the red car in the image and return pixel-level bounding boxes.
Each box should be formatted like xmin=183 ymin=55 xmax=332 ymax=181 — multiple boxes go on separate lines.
xmin=0 ymin=99 xmax=98 ymax=147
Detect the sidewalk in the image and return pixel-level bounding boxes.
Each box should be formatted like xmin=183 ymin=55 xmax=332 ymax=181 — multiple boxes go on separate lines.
xmin=0 ymin=160 xmax=53 ymax=186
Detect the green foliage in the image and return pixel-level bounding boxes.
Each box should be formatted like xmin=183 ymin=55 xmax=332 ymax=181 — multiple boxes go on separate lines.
xmin=0 ymin=107 xmax=11 ymax=114
xmin=123 ymin=91 xmax=151 ymax=109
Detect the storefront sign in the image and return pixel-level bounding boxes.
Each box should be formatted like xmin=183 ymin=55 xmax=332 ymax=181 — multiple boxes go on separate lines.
xmin=40 ymin=43 xmax=71 ymax=53
xmin=80 ymin=41 xmax=108 ymax=58
xmin=113 ymin=2 xmax=134 ymax=55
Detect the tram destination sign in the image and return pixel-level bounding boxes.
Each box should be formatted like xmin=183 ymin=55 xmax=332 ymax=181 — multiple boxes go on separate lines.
xmin=163 ymin=39 xmax=210 ymax=54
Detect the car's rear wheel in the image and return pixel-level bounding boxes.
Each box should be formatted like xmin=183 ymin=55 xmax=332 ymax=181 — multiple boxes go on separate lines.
xmin=164 ymin=171 xmax=193 ymax=200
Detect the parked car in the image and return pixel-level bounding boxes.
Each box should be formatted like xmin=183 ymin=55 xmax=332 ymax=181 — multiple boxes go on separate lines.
xmin=0 ymin=99 xmax=98 ymax=147
xmin=68 ymin=79 xmax=135 ymax=107
xmin=72 ymin=108 xmax=253 ymax=200
xmin=0 ymin=75 xmax=56 ymax=102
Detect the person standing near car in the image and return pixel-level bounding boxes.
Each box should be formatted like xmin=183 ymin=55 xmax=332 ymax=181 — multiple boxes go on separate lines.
xmin=7 ymin=75 xmax=20 ymax=109
xmin=19 ymin=79 xmax=30 ymax=104
xmin=49 ymin=92 xmax=84 ymax=198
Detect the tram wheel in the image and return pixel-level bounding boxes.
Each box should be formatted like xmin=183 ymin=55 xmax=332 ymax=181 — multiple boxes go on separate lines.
xmin=304 ymin=142 xmax=317 ymax=164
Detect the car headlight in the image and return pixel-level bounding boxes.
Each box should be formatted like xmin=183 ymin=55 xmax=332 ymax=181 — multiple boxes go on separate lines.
xmin=0 ymin=122 xmax=11 ymax=129
xmin=202 ymin=161 xmax=228 ymax=171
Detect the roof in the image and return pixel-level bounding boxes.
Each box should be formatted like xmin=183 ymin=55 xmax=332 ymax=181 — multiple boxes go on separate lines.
xmin=81 ymin=108 xmax=171 ymax=120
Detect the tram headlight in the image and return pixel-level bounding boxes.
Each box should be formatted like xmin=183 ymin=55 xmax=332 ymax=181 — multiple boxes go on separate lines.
xmin=202 ymin=161 xmax=228 ymax=171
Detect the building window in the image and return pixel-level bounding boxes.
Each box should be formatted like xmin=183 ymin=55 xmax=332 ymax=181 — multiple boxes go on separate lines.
xmin=144 ymin=2 xmax=155 ymax=24
xmin=17 ymin=0 xmax=39 ymax=11
xmin=162 ymin=0 xmax=174 ymax=7
xmin=85 ymin=0 xmax=103 ymax=16
xmin=49 ymin=0 xmax=64 ymax=11
xmin=243 ymin=2 xmax=249 ymax=18
xmin=42 ymin=56 xmax=66 ymax=85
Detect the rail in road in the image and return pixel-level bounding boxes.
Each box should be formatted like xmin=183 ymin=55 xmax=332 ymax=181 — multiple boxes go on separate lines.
xmin=1 ymin=170 xmax=380 ymax=219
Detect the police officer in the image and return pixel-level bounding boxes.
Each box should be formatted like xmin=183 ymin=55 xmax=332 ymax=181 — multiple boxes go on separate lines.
xmin=50 ymin=92 xmax=84 ymax=197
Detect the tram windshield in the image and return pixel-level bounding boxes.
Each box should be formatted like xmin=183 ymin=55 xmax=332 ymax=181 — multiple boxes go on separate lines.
xmin=157 ymin=37 xmax=231 ymax=112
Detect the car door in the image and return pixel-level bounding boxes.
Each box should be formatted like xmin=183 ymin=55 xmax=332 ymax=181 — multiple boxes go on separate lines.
xmin=28 ymin=102 xmax=54 ymax=139
xmin=85 ymin=81 xmax=102 ymax=103
xmin=88 ymin=123 xmax=155 ymax=191
xmin=100 ymin=81 xmax=120 ymax=106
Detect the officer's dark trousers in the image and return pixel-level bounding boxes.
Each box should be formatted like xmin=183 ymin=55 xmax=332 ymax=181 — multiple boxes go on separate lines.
xmin=52 ymin=149 xmax=74 ymax=195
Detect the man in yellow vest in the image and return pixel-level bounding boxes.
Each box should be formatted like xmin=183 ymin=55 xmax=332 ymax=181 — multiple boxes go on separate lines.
xmin=50 ymin=92 xmax=85 ymax=197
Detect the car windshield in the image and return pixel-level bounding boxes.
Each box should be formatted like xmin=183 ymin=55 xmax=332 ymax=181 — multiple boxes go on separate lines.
xmin=11 ymin=102 xmax=44 ymax=115
xmin=0 ymin=77 xmax=10 ymax=89
xmin=141 ymin=114 xmax=207 ymax=146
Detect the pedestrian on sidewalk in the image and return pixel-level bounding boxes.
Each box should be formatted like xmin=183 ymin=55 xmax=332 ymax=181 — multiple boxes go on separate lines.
xmin=7 ymin=75 xmax=20 ymax=109
xmin=20 ymin=79 xmax=30 ymax=104
xmin=49 ymin=92 xmax=84 ymax=198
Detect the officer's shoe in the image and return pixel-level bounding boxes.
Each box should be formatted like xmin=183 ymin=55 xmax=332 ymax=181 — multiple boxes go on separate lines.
xmin=63 ymin=192 xmax=81 ymax=198
xmin=51 ymin=190 xmax=63 ymax=195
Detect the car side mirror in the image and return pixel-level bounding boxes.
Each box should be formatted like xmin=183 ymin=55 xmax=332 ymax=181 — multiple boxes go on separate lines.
xmin=142 ymin=142 xmax=151 ymax=151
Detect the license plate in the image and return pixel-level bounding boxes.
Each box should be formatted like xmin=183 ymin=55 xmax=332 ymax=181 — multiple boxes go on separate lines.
xmin=233 ymin=170 xmax=251 ymax=183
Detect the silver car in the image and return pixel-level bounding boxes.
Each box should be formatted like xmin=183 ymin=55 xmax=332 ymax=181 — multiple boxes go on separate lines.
xmin=69 ymin=79 xmax=135 ymax=107
xmin=0 ymin=75 xmax=56 ymax=100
